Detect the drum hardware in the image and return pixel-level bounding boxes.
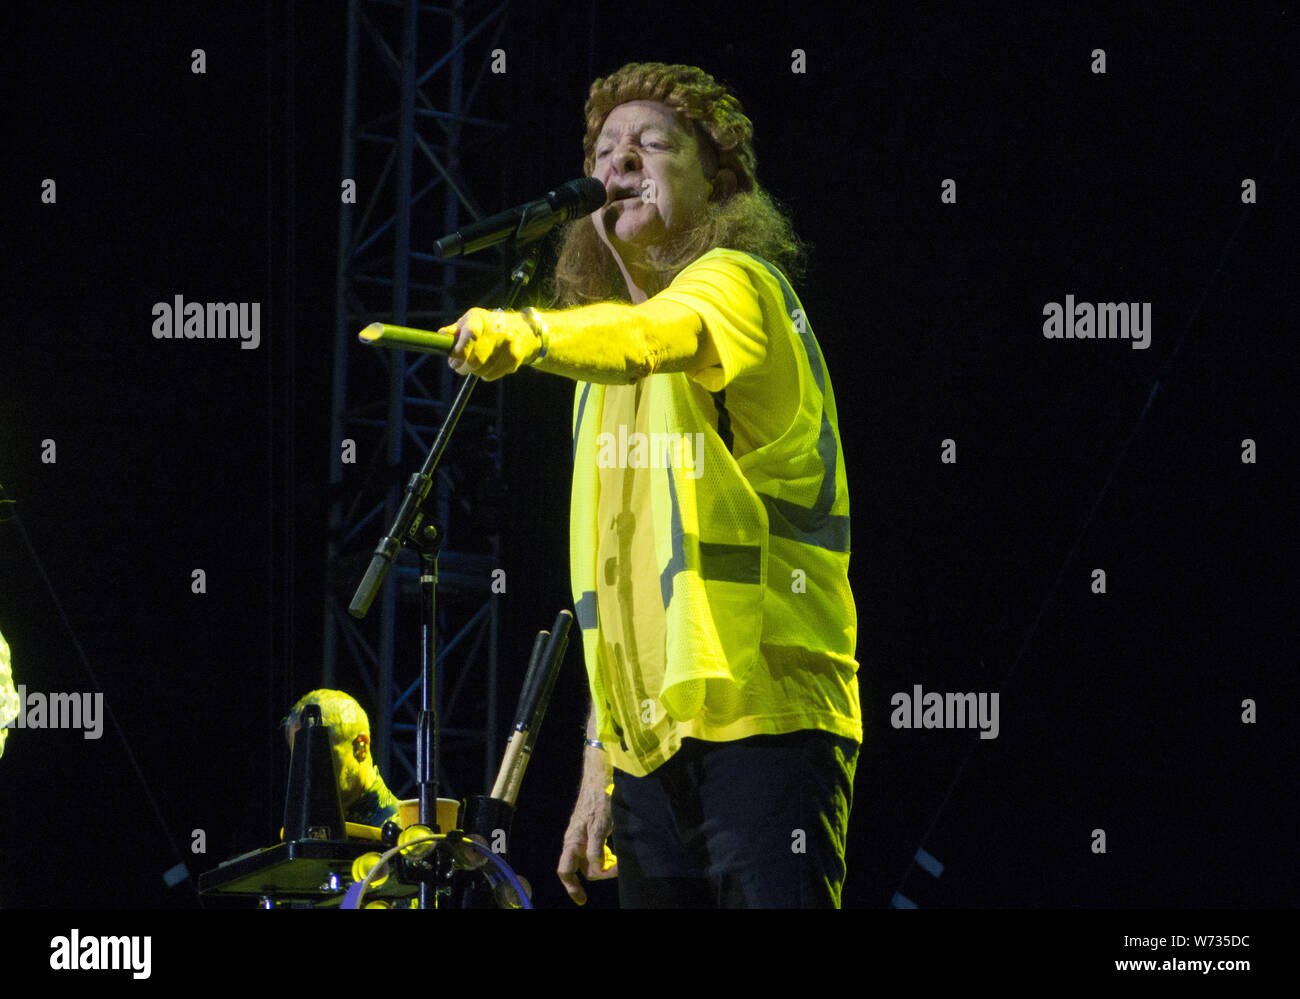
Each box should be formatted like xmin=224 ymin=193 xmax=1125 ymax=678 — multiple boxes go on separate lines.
xmin=199 ymin=609 xmax=571 ymax=909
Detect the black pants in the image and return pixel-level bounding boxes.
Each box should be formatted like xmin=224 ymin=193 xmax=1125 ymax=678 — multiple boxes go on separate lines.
xmin=610 ymin=730 xmax=858 ymax=908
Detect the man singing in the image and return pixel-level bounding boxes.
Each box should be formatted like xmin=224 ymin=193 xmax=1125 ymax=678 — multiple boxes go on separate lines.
xmin=443 ymin=62 xmax=860 ymax=908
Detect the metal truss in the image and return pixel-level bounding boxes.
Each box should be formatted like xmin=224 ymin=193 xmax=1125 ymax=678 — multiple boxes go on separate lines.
xmin=325 ymin=0 xmax=513 ymax=798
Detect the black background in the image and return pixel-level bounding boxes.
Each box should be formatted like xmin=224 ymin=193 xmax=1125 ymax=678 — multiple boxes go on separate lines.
xmin=2 ymin=0 xmax=1295 ymax=922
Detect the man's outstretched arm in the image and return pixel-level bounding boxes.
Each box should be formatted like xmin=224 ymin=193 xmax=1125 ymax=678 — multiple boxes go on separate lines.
xmin=441 ymin=298 xmax=717 ymax=385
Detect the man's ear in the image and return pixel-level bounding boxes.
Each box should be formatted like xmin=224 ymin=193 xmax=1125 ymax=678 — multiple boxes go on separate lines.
xmin=710 ymin=168 xmax=738 ymax=202
xmin=353 ymin=732 xmax=370 ymax=763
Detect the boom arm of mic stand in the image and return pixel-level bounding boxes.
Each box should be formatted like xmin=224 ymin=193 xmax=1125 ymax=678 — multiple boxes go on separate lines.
xmin=348 ymin=253 xmax=542 ymax=618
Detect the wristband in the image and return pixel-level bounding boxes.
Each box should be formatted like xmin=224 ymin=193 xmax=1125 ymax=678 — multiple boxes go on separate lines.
xmin=522 ymin=307 xmax=549 ymax=365
xmin=584 ymin=738 xmax=605 ymax=751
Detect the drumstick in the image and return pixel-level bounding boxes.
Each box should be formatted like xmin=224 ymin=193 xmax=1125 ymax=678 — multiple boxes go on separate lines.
xmin=489 ymin=629 xmax=549 ymax=800
xmin=499 ymin=610 xmax=573 ymax=805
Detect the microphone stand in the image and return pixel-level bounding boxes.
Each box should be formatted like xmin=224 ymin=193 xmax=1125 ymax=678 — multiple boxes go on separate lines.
xmin=348 ymin=243 xmax=542 ymax=909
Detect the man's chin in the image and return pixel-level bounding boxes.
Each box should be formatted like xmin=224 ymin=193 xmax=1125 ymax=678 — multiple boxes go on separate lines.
xmin=604 ymin=219 xmax=665 ymax=255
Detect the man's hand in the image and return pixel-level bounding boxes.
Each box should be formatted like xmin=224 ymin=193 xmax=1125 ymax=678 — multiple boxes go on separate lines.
xmin=441 ymin=307 xmax=542 ymax=381
xmin=557 ymin=778 xmax=619 ymax=905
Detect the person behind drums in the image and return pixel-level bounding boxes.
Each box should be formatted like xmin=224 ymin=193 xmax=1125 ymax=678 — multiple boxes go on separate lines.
xmin=283 ymin=689 xmax=402 ymax=829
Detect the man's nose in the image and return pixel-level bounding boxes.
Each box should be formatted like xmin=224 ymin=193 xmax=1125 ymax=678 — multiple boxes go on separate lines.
xmin=613 ymin=143 xmax=641 ymax=173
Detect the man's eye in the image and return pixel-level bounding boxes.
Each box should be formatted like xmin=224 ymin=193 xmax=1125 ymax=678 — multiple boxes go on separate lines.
xmin=595 ymin=148 xmax=610 ymax=158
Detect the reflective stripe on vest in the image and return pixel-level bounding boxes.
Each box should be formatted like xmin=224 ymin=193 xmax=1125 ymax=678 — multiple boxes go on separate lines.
xmin=749 ymin=256 xmax=851 ymax=554
xmin=660 ymin=462 xmax=762 ymax=609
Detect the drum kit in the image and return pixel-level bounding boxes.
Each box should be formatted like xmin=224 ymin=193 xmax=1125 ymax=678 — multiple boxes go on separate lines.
xmin=198 ymin=610 xmax=572 ymax=909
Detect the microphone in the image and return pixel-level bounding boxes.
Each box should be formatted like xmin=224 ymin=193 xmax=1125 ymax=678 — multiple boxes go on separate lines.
xmin=433 ymin=177 xmax=606 ymax=259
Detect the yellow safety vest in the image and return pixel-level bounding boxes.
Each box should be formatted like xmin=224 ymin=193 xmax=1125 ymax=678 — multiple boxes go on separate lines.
xmin=570 ymin=250 xmax=858 ymax=773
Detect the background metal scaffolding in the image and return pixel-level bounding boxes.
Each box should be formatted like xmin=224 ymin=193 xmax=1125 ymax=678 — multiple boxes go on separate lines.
xmin=324 ymin=0 xmax=513 ymax=796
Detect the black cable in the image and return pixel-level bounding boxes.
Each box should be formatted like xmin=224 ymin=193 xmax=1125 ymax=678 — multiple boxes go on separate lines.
xmin=1 ymin=492 xmax=203 ymax=905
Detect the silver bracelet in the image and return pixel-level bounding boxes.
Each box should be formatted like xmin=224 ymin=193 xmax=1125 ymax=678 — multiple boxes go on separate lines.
xmin=521 ymin=307 xmax=549 ymax=364
xmin=584 ymin=738 xmax=605 ymax=751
